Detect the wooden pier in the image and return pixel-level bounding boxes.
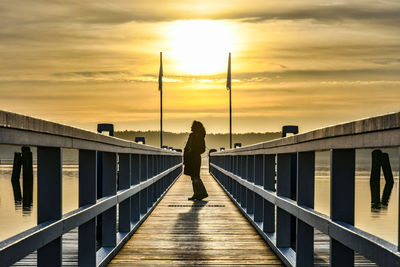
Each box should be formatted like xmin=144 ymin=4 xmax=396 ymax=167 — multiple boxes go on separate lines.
xmin=11 ymin=169 xmax=378 ymax=266
xmin=1 ymin=110 xmax=400 ymax=266
xmin=108 ymin=168 xmax=283 ymax=266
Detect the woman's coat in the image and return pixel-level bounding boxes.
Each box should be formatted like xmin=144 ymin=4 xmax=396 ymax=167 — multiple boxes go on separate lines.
xmin=183 ymin=133 xmax=205 ymax=177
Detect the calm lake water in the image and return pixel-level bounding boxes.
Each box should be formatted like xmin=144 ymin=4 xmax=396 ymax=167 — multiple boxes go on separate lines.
xmin=0 ymin=146 xmax=398 ymax=245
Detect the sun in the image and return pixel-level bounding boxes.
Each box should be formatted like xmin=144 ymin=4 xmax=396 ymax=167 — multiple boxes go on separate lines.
xmin=167 ymin=20 xmax=236 ymax=75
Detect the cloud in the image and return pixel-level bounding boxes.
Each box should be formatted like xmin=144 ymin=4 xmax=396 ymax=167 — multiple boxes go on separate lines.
xmin=0 ymin=67 xmax=398 ymax=84
xmin=0 ymin=0 xmax=399 ymax=133
xmin=233 ymin=5 xmax=400 ymax=26
xmin=161 ymin=68 xmax=400 ymax=83
xmin=1 ymin=1 xmax=400 ymax=26
xmin=52 ymin=70 xmax=131 ymax=78
xmin=370 ymin=58 xmax=400 ymax=65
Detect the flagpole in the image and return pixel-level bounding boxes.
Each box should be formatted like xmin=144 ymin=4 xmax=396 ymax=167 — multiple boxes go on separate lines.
xmin=160 ymin=77 xmax=163 ymax=148
xmin=159 ymin=52 xmax=163 ymax=148
xmin=227 ymin=52 xmax=232 ymax=149
xmin=229 ymin=75 xmax=232 ymax=149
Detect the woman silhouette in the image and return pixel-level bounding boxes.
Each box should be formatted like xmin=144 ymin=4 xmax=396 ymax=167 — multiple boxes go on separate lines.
xmin=184 ymin=120 xmax=208 ymax=201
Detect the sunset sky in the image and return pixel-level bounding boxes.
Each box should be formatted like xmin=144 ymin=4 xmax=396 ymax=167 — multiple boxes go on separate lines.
xmin=0 ymin=1 xmax=399 ymax=133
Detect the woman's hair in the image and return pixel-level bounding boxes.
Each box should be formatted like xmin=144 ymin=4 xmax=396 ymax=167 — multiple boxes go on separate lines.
xmin=191 ymin=120 xmax=206 ymax=137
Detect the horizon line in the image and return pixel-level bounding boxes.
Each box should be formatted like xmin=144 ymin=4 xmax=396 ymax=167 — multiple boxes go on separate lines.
xmin=115 ymin=130 xmax=282 ymax=135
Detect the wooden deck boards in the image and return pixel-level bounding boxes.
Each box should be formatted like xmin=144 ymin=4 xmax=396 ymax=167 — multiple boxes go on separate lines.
xmin=108 ymin=169 xmax=284 ymax=266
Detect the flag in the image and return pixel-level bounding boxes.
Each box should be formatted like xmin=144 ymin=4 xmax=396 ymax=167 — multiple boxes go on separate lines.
xmin=158 ymin=52 xmax=163 ymax=91
xmin=226 ymin=52 xmax=231 ymax=90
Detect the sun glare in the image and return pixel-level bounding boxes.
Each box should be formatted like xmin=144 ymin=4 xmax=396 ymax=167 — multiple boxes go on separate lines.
xmin=167 ymin=20 xmax=236 ymax=75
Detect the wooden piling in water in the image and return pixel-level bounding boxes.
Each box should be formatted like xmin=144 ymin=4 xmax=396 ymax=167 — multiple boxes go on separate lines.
xmin=11 ymin=152 xmax=22 ymax=203
xmin=21 ymin=146 xmax=33 ymax=210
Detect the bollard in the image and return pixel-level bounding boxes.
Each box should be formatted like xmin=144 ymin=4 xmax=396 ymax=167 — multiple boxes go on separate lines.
xmin=97 ymin=123 xmax=114 ymax=136
xmin=135 ymin=137 xmax=145 ymax=144
xmin=281 ymin=125 xmax=298 ymax=137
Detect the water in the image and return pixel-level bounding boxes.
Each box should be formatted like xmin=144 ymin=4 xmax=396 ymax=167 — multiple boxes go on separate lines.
xmin=0 ymin=146 xmax=398 ymax=246
xmin=0 ymin=145 xmax=78 ymax=241
xmin=314 ymin=149 xmax=399 ymax=245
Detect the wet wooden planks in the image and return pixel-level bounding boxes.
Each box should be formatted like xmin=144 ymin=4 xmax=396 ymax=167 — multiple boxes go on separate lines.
xmin=108 ymin=169 xmax=284 ymax=266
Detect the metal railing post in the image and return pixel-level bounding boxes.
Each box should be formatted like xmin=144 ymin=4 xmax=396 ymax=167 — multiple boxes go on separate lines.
xmin=101 ymin=152 xmax=117 ymax=247
xmin=78 ymin=149 xmax=97 ymax=267
xmin=296 ymin=151 xmax=315 ymax=267
xmin=130 ymin=154 xmax=140 ymax=224
xmin=140 ymin=155 xmax=148 ymax=215
xmin=246 ymin=155 xmax=255 ymax=215
xmin=276 ymin=153 xmax=291 ymax=248
xmin=330 ymin=149 xmax=355 ymax=266
xmin=263 ymin=155 xmax=275 ymax=233
xmin=131 ymin=154 xmax=140 ymax=185
xmin=118 ymin=153 xmax=131 ymax=232
xmin=147 ymin=183 xmax=154 ymax=208
xmin=37 ymin=147 xmax=62 ymax=267
xmin=141 ymin=154 xmax=148 ymax=182
xmin=254 ymin=154 xmax=264 ymax=223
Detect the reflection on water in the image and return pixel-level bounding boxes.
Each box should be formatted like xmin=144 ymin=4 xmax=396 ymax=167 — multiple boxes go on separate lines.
xmin=314 ymin=149 xmax=399 ymax=245
xmin=0 ymin=164 xmax=79 ymax=241
xmin=0 ymin=146 xmax=78 ymax=241
xmin=0 ymin=164 xmax=37 ymax=241
xmin=315 ymin=176 xmax=398 ymax=244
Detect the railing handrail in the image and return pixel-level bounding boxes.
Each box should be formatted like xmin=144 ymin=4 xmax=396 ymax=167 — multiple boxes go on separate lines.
xmin=211 ymin=111 xmax=400 ymax=154
xmin=0 ymin=109 xmax=179 ymax=154
xmin=209 ymin=111 xmax=400 ymax=266
xmin=0 ymin=164 xmax=181 ymax=265
xmin=0 ymin=110 xmax=183 ymax=266
xmin=210 ymin=162 xmax=398 ymax=266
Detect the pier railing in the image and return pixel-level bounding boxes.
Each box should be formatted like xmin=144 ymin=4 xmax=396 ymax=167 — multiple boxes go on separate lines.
xmin=210 ymin=112 xmax=400 ymax=267
xmin=0 ymin=110 xmax=182 ymax=267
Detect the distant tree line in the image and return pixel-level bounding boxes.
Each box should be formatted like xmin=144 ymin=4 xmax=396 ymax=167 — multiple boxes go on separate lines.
xmin=114 ymin=131 xmax=281 ymax=151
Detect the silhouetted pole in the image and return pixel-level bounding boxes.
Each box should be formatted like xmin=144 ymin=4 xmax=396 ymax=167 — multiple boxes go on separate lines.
xmin=21 ymin=146 xmax=33 ymax=211
xmin=11 ymin=152 xmax=22 ymax=203
xmin=159 ymin=52 xmax=163 ymax=148
xmin=227 ymin=52 xmax=232 ymax=148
